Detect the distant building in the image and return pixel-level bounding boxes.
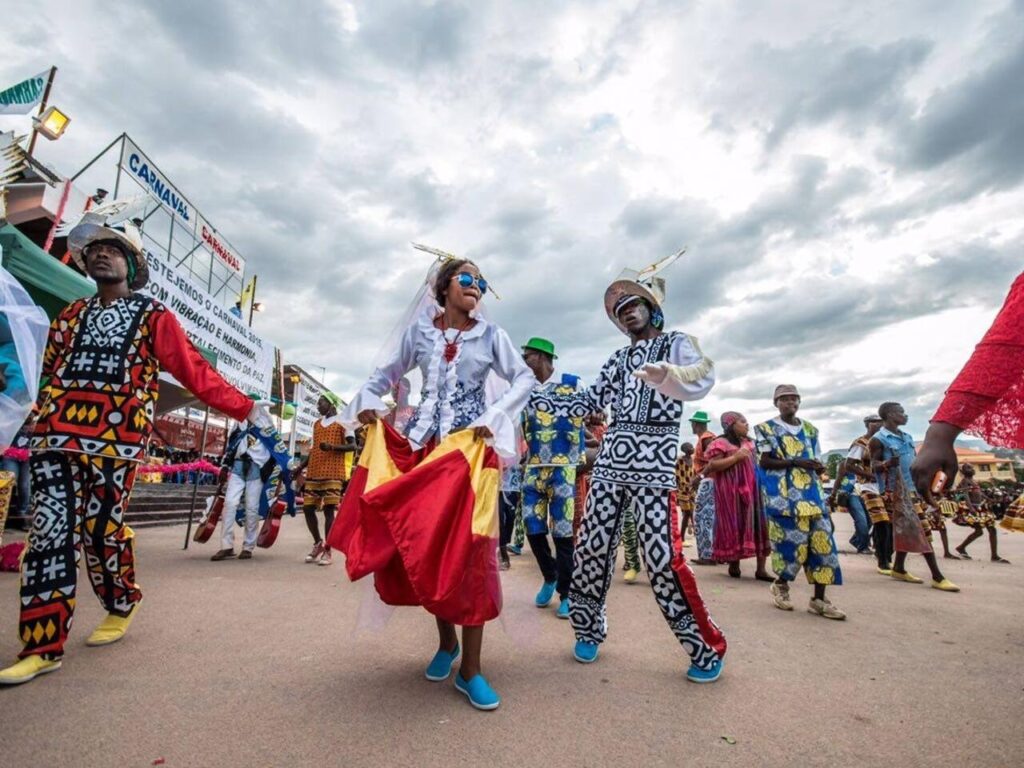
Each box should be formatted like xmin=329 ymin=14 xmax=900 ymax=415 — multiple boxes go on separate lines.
xmin=952 ymin=447 xmax=1016 ymax=484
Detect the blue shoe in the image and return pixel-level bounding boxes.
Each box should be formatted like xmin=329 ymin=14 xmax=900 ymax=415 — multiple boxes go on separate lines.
xmin=424 ymin=644 xmax=460 ymax=682
xmin=454 ymin=673 xmax=501 ymax=711
xmin=573 ymin=640 xmax=599 ymax=664
xmin=507 ymin=545 xmax=522 ymax=556
xmin=686 ymin=657 xmax=724 ymax=684
xmin=535 ymin=581 xmax=557 ymax=607
xmin=556 ymin=597 xmax=570 ymax=619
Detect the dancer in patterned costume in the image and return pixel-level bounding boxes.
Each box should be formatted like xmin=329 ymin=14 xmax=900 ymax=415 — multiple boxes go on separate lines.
xmin=1001 ymin=491 xmax=1024 ymax=533
xmin=689 ymin=411 xmax=718 ymax=565
xmin=0 ymin=204 xmax=271 ymax=686
xmin=830 ymin=415 xmax=882 ymax=556
xmin=951 ymin=463 xmax=1009 ymax=562
xmin=299 ymin=392 xmax=353 ymax=566
xmin=675 ymin=442 xmax=696 ymax=543
xmin=519 ymin=336 xmax=585 ymax=618
xmin=531 ymin=255 xmax=727 ymax=683
xmin=211 ymin=417 xmax=296 ymax=562
xmin=755 ymin=385 xmax=846 ymax=620
xmin=869 ymin=402 xmax=959 ymax=592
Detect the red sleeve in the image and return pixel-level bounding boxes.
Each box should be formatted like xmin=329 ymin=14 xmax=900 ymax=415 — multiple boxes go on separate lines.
xmin=932 ymin=272 xmax=1024 ymax=447
xmin=151 ymin=307 xmax=253 ymax=422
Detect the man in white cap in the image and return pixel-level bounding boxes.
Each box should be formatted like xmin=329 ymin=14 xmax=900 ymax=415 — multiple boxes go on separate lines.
xmin=0 ymin=201 xmax=273 ymax=685
xmin=530 ymin=256 xmax=727 ymax=683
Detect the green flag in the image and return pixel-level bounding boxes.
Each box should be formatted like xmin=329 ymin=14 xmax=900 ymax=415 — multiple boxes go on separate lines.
xmin=0 ymin=70 xmax=49 ymax=115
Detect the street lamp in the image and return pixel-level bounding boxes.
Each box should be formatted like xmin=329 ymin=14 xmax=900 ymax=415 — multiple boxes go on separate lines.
xmin=32 ymin=105 xmax=70 ymax=141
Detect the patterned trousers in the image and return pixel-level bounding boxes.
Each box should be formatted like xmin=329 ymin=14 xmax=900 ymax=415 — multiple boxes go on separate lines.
xmin=19 ymin=452 xmax=140 ymax=659
xmin=570 ymin=480 xmax=727 ymax=670
xmin=693 ymin=478 xmax=716 ymax=559
xmin=767 ymin=513 xmax=843 ymax=585
xmin=522 ymin=465 xmax=577 ymax=538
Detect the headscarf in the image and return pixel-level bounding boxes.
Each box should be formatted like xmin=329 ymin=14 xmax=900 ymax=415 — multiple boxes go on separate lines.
xmin=322 ymin=391 xmax=342 ymax=409
xmin=721 ymin=411 xmax=744 ymax=432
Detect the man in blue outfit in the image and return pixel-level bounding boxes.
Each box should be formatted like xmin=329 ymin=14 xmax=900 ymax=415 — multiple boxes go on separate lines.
xmin=520 ymin=337 xmax=585 ymax=619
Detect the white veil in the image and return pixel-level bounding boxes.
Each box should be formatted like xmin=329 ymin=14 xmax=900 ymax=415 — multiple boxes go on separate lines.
xmin=0 ymin=264 xmax=49 ymax=449
xmin=372 ymin=243 xmax=510 ymax=412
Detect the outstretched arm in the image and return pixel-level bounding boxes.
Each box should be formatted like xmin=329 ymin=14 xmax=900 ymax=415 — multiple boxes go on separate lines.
xmin=633 ymin=333 xmax=714 ymax=401
xmin=151 ymin=308 xmax=253 ymax=422
xmin=532 ymin=354 xmax=620 ymax=419
xmin=914 ymin=272 xmax=1024 ymax=495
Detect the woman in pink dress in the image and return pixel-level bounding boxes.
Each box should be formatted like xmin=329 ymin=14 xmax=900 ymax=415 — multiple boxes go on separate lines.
xmin=706 ymin=412 xmax=771 ymax=580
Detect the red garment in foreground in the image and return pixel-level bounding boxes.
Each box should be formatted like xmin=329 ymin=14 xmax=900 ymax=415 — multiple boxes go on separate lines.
xmin=933 ymin=272 xmax=1024 ymax=448
xmin=327 ymin=421 xmax=502 ymax=626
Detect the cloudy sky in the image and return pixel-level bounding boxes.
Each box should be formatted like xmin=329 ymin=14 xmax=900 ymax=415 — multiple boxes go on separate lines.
xmin=3 ymin=0 xmax=1023 ymax=448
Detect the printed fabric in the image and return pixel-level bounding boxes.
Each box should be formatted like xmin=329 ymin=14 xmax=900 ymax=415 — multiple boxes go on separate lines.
xmin=33 ymin=294 xmax=252 ymax=461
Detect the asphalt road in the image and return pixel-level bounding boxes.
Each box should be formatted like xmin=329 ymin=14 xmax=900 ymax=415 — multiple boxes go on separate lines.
xmin=1 ymin=515 xmax=1022 ymax=768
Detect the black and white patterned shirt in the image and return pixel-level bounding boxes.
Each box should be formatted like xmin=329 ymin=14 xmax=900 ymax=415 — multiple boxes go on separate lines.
xmin=531 ymin=331 xmax=714 ymax=489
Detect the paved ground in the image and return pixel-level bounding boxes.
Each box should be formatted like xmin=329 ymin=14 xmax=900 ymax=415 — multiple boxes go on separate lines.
xmin=1 ymin=515 xmax=1022 ymax=768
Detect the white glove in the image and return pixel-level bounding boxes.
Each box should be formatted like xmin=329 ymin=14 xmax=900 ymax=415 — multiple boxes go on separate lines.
xmin=632 ymin=362 xmax=669 ymax=386
xmin=247 ymin=400 xmax=275 ymax=431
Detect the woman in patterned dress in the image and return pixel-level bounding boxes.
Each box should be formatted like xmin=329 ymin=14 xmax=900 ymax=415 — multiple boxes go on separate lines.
xmin=952 ymin=463 xmax=1010 ymax=563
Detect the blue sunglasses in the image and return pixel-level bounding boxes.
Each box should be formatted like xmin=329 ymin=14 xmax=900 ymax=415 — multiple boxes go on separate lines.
xmin=455 ymin=271 xmax=488 ymax=295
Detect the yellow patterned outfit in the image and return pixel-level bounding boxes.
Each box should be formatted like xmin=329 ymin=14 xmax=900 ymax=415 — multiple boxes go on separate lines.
xmin=304 ymin=417 xmax=348 ymax=510
xmin=754 ymin=419 xmax=842 ymax=585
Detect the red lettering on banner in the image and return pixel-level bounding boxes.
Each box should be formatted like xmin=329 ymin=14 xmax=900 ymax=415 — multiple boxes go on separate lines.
xmin=200 ymin=224 xmax=242 ymax=272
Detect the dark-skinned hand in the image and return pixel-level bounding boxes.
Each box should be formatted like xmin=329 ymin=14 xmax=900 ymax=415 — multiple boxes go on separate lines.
xmin=911 ymin=422 xmax=961 ymax=504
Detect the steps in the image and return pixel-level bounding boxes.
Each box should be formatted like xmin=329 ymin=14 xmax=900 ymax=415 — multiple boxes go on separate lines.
xmin=125 ymin=483 xmax=219 ymax=528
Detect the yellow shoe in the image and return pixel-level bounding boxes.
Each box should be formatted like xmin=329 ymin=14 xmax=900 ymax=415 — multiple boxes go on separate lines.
xmin=931 ymin=578 xmax=960 ymax=592
xmin=891 ymin=570 xmax=923 ymax=584
xmin=877 ymin=568 xmax=893 ymax=576
xmin=86 ymin=602 xmax=141 ymax=647
xmin=623 ymin=568 xmax=639 ymax=583
xmin=0 ymin=656 xmax=62 ymax=686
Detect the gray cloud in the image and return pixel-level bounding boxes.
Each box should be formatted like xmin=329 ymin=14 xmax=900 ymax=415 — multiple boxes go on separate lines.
xmin=704 ymin=36 xmax=931 ymax=150
xmin=896 ymin=9 xmax=1024 ymax=191
xmin=356 ymin=2 xmax=473 ymax=73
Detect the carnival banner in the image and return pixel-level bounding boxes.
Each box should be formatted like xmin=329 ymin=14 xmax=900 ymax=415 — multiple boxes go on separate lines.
xmin=0 ymin=70 xmax=49 ymax=115
xmin=118 ymin=135 xmax=246 ymax=277
xmin=119 ymin=136 xmax=192 ymax=226
xmin=141 ymin=251 xmax=274 ymax=398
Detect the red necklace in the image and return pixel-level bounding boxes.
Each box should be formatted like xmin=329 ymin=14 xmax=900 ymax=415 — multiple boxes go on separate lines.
xmin=441 ymin=314 xmax=473 ymax=363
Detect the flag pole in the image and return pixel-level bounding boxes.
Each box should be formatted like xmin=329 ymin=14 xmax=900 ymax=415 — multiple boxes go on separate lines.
xmin=26 ymin=66 xmax=57 ymax=159
xmin=247 ymin=274 xmax=259 ymax=326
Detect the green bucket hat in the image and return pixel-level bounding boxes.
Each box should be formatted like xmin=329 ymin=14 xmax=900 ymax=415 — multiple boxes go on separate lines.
xmin=522 ymin=337 xmax=557 ymax=359
xmin=689 ymin=410 xmax=711 ymax=424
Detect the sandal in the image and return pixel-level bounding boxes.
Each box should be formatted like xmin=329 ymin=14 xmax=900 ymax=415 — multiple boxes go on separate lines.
xmin=992 ymin=557 xmax=1011 ymax=564
xmin=727 ymin=563 xmax=741 ymax=578
xmin=754 ymin=571 xmax=774 ymax=582
xmin=955 ymin=548 xmax=971 ymax=560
